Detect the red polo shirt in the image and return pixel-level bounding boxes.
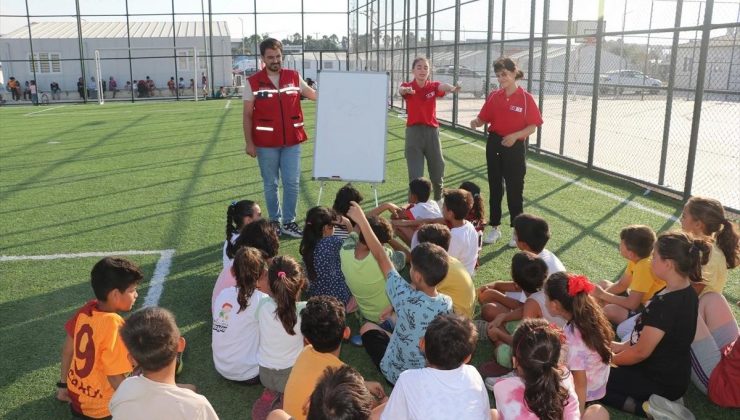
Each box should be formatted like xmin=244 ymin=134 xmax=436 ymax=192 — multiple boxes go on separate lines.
xmin=401 ymin=80 xmax=446 ymax=127
xmin=477 ymin=86 xmax=543 ymax=137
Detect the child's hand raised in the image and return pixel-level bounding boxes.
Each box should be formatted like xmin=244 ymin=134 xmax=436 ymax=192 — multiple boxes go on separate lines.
xmin=346 ymin=201 xmax=365 ymax=224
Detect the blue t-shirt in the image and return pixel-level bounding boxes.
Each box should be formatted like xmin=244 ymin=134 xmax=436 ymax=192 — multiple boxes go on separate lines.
xmin=307 ymin=235 xmax=352 ymax=305
xmin=380 ymin=270 xmax=452 ymax=384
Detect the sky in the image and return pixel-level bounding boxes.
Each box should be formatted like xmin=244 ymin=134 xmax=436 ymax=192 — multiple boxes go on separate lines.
xmin=0 ymin=0 xmax=738 ymax=46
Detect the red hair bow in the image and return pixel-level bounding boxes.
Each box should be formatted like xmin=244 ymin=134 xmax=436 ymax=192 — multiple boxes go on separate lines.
xmin=567 ymin=274 xmax=594 ymax=296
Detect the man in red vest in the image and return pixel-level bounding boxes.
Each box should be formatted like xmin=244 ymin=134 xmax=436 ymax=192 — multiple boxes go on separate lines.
xmin=243 ymin=38 xmax=317 ymax=238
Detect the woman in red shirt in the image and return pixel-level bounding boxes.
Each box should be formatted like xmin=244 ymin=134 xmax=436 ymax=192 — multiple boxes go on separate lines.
xmin=470 ymin=58 xmax=543 ymax=247
xmin=400 ymin=57 xmax=460 ymax=201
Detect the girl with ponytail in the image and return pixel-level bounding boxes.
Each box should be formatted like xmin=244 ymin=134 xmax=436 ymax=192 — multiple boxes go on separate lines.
xmin=603 ymin=231 xmax=711 ymax=418
xmin=545 ymin=272 xmax=614 ymax=413
xmin=681 ymin=196 xmax=739 ymax=295
xmin=491 ymin=318 xmax=608 ymax=420
xmin=256 ymin=255 xmax=307 ymax=394
xmin=223 ymin=200 xmax=261 ymax=267
xmin=211 ymin=247 xmax=267 ymax=384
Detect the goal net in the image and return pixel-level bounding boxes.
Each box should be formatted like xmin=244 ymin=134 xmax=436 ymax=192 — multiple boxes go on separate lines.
xmin=93 ymin=46 xmax=205 ymax=104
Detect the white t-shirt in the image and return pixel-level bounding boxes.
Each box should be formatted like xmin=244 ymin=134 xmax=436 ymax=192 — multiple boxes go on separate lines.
xmin=257 ymin=297 xmax=307 ymax=370
xmin=222 ymin=232 xmax=239 ymax=269
xmin=409 ymin=200 xmax=442 ymax=220
xmin=539 ymin=248 xmax=565 ymax=277
xmin=212 ymin=286 xmax=265 ymax=381
xmin=109 ymin=375 xmax=218 ymax=420
xmin=380 ymin=365 xmax=490 ymax=420
xmin=211 ymin=264 xmax=236 ymax=312
xmin=448 ymin=221 xmax=479 ymax=275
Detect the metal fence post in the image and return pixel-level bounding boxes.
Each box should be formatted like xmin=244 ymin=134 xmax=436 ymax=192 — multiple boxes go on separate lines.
xmin=587 ymin=0 xmax=605 ymax=169
xmin=526 ymin=0 xmax=535 ymax=94
xmin=658 ymin=0 xmax=683 ymax=186
xmin=452 ymin=0 xmax=461 ymax=127
xmin=559 ymin=0 xmax=574 ymax=156
xmin=536 ymin=0 xmax=550 ymax=150
xmin=684 ymin=0 xmax=715 ymax=200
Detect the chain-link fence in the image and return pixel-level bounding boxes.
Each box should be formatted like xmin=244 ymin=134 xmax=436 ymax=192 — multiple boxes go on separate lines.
xmin=350 ymin=0 xmax=740 ymax=210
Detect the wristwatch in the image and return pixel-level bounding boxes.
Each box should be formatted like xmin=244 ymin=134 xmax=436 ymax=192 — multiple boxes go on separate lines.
xmin=56 ymin=381 xmax=67 ymax=389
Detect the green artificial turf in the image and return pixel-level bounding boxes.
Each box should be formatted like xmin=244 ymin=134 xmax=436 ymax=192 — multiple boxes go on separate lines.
xmin=0 ymin=99 xmax=737 ymax=419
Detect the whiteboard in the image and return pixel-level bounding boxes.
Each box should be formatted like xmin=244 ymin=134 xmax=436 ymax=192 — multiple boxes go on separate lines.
xmin=313 ymin=71 xmax=389 ymax=183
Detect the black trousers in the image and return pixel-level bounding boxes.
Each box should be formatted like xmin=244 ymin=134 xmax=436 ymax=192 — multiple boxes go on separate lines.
xmin=486 ymin=132 xmax=526 ymax=227
xmin=601 ymin=365 xmax=688 ymax=417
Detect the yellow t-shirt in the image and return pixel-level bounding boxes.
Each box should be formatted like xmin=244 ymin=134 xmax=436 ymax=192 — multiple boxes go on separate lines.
xmin=436 ymin=257 xmax=476 ymax=318
xmin=283 ymin=345 xmax=344 ymax=420
xmin=65 ymin=301 xmax=133 ymax=418
xmin=700 ymin=242 xmax=728 ymax=295
xmin=627 ymin=257 xmax=666 ymax=304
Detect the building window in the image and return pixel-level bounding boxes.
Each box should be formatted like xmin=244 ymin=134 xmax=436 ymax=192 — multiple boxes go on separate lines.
xmin=682 ymin=57 xmax=693 ymax=72
xmin=177 ymin=50 xmax=191 ymax=71
xmin=28 ymin=52 xmax=62 ymax=74
xmin=324 ymin=61 xmax=334 ymax=69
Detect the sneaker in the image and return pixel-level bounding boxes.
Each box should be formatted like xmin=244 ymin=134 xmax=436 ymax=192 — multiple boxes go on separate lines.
xmin=349 ymin=334 xmax=363 ymax=347
xmin=270 ymin=220 xmax=282 ymax=237
xmin=644 ymin=394 xmax=695 ymax=420
xmin=484 ymin=371 xmax=516 ymax=391
xmin=281 ymin=221 xmax=303 ymax=238
xmin=508 ymin=231 xmax=518 ymax=248
xmin=483 ymin=227 xmax=501 ymax=244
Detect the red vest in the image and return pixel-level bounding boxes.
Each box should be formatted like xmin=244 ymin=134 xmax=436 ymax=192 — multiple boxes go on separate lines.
xmin=247 ymin=69 xmax=307 ymax=148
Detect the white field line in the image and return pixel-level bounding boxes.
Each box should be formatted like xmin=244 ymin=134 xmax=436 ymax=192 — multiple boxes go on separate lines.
xmin=394 ymin=115 xmax=678 ymax=221
xmin=24 ymin=105 xmax=66 ymax=116
xmin=224 ymin=99 xmax=231 ymax=109
xmin=0 ymin=249 xmax=176 ymax=307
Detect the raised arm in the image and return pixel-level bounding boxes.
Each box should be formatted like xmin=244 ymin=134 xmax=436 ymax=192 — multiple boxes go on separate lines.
xmin=348 ymin=202 xmax=394 ymax=276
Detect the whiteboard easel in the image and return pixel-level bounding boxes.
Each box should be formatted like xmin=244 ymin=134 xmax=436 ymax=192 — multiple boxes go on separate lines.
xmin=312 ymin=71 xmax=389 ymax=207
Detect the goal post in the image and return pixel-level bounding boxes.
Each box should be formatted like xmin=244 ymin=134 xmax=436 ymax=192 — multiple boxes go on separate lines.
xmin=94 ymin=46 xmax=199 ymax=104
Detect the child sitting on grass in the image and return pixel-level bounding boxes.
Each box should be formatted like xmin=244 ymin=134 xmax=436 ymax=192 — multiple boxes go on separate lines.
xmin=370 ymin=177 xmax=442 ymax=246
xmin=544 ymin=272 xmax=614 ymax=414
xmin=300 ymin=206 xmax=354 ymax=308
xmin=490 ymin=319 xmax=609 ymax=420
xmin=416 ymin=224 xmax=476 ymax=318
xmin=111 ymin=307 xmax=218 ymax=419
xmin=332 ymin=183 xmax=364 ymax=240
xmin=592 ymin=225 xmax=664 ymax=328
xmin=212 ymin=219 xmax=279 ymax=309
xmin=253 ymin=256 xmax=308 ymax=418
xmin=283 ymin=296 xmax=386 ymax=420
xmin=268 ymin=365 xmax=377 ymax=420
xmin=341 ymin=215 xmax=406 ymax=333
xmin=441 ymin=189 xmax=479 ymax=275
xmin=223 ymin=199 xmax=261 ymax=268
xmin=373 ymin=314 xmax=492 ymax=419
xmin=57 ymin=257 xmax=142 ymax=419
xmin=212 ymin=247 xmax=267 ymax=384
xmin=347 ymin=201 xmax=452 ymax=384
xmin=478 ymin=213 xmax=566 ymax=309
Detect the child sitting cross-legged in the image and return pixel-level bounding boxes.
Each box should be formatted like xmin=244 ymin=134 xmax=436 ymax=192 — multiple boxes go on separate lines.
xmin=57 ymin=257 xmax=142 ymax=419
xmin=491 ymin=319 xmax=609 ymax=420
xmin=111 ymin=307 xmax=218 ymax=419
xmin=347 ymin=201 xmax=452 ymax=385
xmin=440 ymin=189 xmax=479 ymax=276
xmin=369 ymin=177 xmax=442 ymax=246
xmin=282 ymin=296 xmax=386 ymax=420
xmin=371 ymin=314 xmax=492 ymax=420
xmin=478 ymin=213 xmax=566 ymax=311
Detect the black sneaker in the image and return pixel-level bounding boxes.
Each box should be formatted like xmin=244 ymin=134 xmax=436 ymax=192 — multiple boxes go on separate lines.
xmin=270 ymin=220 xmax=282 ymax=237
xmin=282 ymin=221 xmax=303 ymax=238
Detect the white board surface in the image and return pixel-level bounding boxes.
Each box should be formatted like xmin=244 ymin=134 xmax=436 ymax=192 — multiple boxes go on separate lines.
xmin=313 ymin=71 xmax=389 ymax=183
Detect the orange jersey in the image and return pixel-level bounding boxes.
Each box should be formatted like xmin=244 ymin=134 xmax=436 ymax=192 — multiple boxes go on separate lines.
xmin=65 ymin=300 xmax=132 ymax=418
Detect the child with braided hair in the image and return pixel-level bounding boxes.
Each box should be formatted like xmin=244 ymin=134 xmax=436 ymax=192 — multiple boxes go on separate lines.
xmin=544 ymin=272 xmax=614 ymax=414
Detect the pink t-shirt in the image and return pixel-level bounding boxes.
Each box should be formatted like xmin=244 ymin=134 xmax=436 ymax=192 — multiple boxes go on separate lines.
xmin=211 ymin=264 xmax=236 ymax=311
xmin=564 ymin=324 xmax=609 ymax=401
xmin=493 ymin=370 xmax=580 ymax=420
